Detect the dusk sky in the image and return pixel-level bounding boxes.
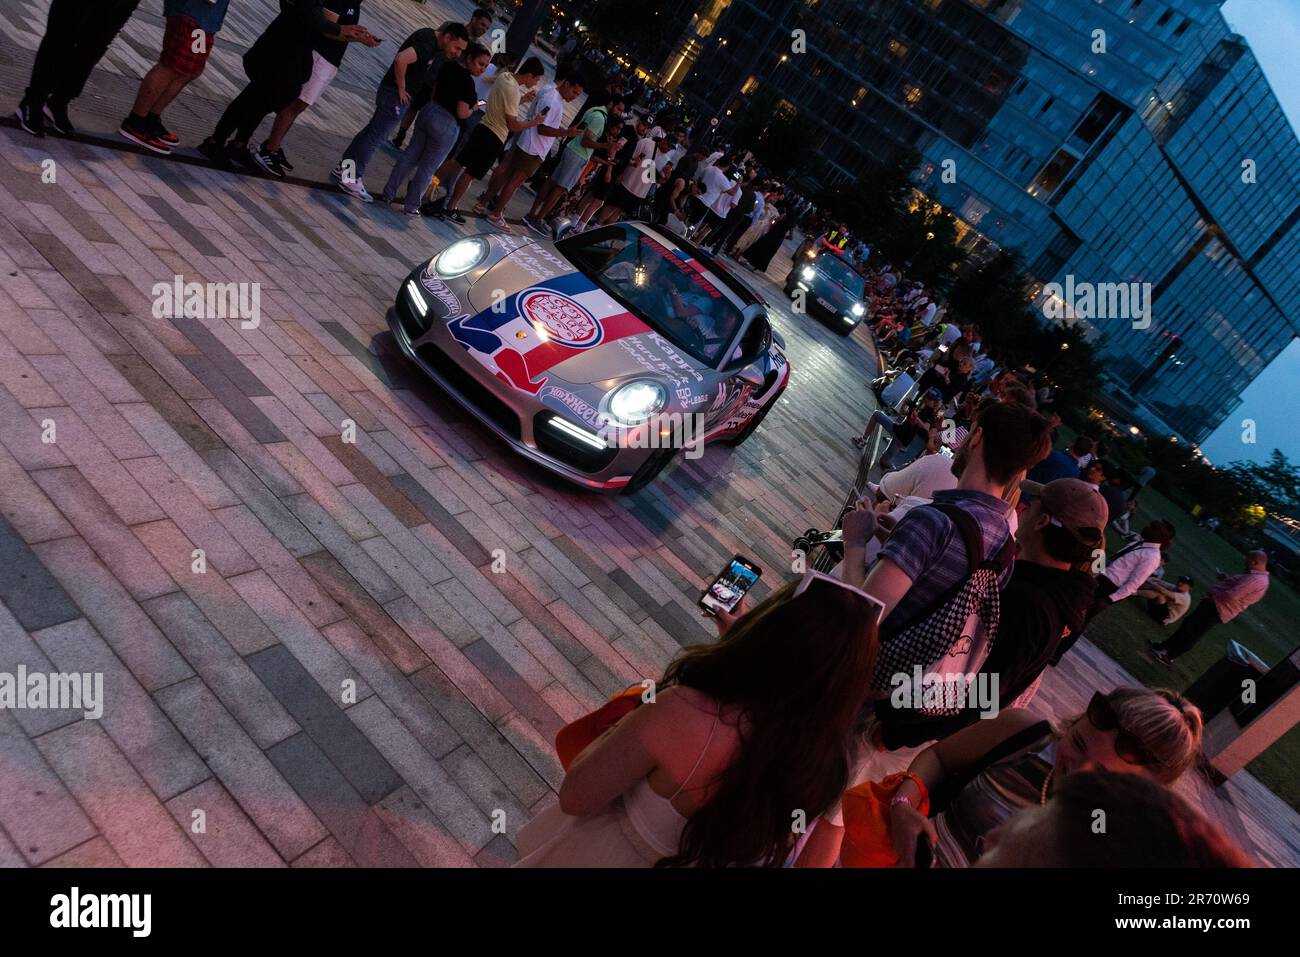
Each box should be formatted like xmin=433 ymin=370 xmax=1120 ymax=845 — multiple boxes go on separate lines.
xmin=1199 ymin=0 xmax=1300 ymax=467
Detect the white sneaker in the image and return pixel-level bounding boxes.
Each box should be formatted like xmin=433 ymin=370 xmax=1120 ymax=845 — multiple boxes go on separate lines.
xmin=340 ymin=179 xmax=374 ymax=203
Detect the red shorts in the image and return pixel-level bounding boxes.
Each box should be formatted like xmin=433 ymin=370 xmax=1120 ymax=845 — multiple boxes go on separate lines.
xmin=159 ymin=15 xmax=215 ymax=80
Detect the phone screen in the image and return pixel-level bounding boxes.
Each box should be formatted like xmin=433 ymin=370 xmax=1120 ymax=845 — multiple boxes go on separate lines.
xmin=700 ymin=556 xmax=761 ymax=615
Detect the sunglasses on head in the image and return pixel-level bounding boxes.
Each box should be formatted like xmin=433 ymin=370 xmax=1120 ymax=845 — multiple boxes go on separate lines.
xmin=1085 ymin=692 xmax=1168 ymax=769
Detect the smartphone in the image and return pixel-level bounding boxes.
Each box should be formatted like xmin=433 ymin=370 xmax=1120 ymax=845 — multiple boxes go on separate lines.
xmin=700 ymin=555 xmax=762 ymax=616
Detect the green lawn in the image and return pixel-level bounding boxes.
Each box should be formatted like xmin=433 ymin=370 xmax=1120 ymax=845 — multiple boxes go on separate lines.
xmin=1085 ymin=485 xmax=1300 ymax=812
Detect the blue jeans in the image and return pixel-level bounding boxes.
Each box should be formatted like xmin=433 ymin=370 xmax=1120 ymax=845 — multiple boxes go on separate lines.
xmin=342 ymin=84 xmax=406 ymax=180
xmin=382 ymin=103 xmax=460 ymax=213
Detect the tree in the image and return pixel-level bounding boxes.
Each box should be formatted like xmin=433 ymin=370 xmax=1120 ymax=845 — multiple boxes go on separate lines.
xmin=730 ymin=89 xmax=815 ymax=174
xmin=1227 ymin=449 xmax=1300 ymax=515
xmin=581 ymin=1 xmax=677 ymax=66
xmin=817 ymin=149 xmax=963 ymax=289
xmin=946 ymin=250 xmax=1101 ymax=413
xmin=947 ymin=249 xmax=1038 ymax=361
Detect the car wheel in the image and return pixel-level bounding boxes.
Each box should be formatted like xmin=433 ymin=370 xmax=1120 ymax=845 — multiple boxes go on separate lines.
xmin=622 ymin=447 xmax=677 ymax=495
xmin=728 ymin=388 xmax=783 ymax=446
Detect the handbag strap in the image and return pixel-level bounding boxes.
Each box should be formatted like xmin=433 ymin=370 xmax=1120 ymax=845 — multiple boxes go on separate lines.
xmin=929 ymin=719 xmax=1053 ymax=816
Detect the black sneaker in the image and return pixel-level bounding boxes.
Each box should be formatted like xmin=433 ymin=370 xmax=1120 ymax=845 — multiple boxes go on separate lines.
xmin=221 ymin=143 xmax=256 ymax=171
xmin=197 ymin=139 xmax=231 ymax=167
xmin=43 ymin=101 xmax=74 ymax=135
xmin=273 ymin=148 xmax=293 ymax=172
xmin=251 ymin=142 xmax=286 ymax=178
xmin=447 ymin=208 xmax=466 ymax=225
xmin=149 ymin=115 xmax=178 ymax=146
xmin=119 ymin=114 xmax=171 ymax=155
xmin=15 ymin=99 xmax=45 ymax=137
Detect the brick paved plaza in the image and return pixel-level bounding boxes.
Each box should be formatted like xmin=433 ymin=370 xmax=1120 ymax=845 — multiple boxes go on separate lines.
xmin=0 ymin=0 xmax=1296 ymax=868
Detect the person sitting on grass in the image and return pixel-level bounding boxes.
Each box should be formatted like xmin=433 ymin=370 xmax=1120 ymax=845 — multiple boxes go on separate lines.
xmin=1136 ymin=574 xmax=1194 ymax=626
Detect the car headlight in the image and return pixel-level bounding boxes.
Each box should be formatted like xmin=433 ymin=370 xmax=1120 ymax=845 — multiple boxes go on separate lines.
xmin=607 ymin=381 xmax=666 ymax=425
xmin=851 ymin=301 xmax=866 ymax=317
xmin=433 ymin=238 xmax=488 ymax=278
xmin=801 ymin=266 xmax=815 ymax=281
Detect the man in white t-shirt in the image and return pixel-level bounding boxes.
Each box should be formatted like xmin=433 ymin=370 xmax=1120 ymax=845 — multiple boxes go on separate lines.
xmin=599 ymin=117 xmax=656 ymax=224
xmin=693 ymin=160 xmax=738 ymax=244
xmin=479 ymin=70 xmax=584 ymax=230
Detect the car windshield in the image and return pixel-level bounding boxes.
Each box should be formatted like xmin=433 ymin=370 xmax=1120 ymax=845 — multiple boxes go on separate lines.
xmin=816 ymin=255 xmax=865 ymax=297
xmin=558 ymin=224 xmax=747 ymax=366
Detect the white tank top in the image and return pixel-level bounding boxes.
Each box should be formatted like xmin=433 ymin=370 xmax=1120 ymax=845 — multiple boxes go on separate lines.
xmin=622 ymin=712 xmax=720 ymax=858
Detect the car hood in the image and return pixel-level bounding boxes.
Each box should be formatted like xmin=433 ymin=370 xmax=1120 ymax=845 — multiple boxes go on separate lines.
xmin=441 ymin=235 xmax=716 ymax=413
xmin=808 ymin=271 xmax=864 ymax=309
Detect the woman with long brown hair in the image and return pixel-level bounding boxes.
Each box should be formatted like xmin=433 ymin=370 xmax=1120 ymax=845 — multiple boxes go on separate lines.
xmin=513 ymin=574 xmax=881 ymax=867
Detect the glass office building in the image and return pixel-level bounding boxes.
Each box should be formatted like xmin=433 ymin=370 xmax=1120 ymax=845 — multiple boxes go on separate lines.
xmin=649 ymin=0 xmax=1300 ymax=441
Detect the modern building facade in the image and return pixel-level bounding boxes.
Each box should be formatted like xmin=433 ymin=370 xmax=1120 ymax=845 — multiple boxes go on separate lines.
xmin=646 ymin=0 xmax=1300 ymax=441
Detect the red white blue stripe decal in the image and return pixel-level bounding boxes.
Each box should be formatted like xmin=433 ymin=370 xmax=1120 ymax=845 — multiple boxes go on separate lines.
xmin=447 ymin=270 xmax=650 ymax=395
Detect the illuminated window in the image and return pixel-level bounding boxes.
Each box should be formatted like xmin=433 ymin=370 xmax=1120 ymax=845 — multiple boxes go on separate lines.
xmin=903 ymin=84 xmax=923 ymax=106
xmin=888 ymin=38 xmax=908 ymax=59
xmin=740 ymin=75 xmax=759 ymax=95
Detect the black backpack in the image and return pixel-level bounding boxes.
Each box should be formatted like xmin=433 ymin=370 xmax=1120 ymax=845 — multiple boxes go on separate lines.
xmin=872 ymin=503 xmax=1015 ymax=718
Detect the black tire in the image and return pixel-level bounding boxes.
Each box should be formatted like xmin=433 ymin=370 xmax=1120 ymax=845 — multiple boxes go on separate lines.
xmin=728 ymin=388 xmax=783 ymax=446
xmin=622 ymin=447 xmax=677 ymax=495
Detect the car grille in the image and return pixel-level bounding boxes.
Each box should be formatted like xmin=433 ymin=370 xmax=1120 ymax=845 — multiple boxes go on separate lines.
xmin=415 ymin=341 xmax=521 ymax=440
xmin=533 ymin=412 xmax=618 ymax=474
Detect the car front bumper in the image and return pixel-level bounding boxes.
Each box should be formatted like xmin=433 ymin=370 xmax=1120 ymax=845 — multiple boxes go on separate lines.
xmin=387 ymin=293 xmax=651 ymax=492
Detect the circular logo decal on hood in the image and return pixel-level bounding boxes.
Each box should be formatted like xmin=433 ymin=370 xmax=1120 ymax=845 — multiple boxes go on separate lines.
xmin=519 ymin=289 xmax=602 ymax=348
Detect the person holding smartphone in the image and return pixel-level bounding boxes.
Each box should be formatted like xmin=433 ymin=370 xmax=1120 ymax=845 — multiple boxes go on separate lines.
xmin=514 ymin=574 xmax=883 ymax=867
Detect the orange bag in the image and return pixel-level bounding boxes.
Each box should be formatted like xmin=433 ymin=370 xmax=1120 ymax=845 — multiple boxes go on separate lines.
xmin=840 ymin=772 xmax=931 ymax=868
xmin=555 ymin=685 xmax=645 ymax=770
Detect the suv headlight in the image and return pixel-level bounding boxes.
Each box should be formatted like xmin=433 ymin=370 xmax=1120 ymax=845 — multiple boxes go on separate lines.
xmin=606 ymin=381 xmax=666 ymax=425
xmin=801 ymin=266 xmax=815 ymax=281
xmin=851 ymin=302 xmax=866 ymax=316
xmin=433 ymin=238 xmax=488 ymax=278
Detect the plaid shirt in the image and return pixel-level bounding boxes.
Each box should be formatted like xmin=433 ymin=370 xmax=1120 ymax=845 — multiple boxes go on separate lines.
xmin=877 ymin=488 xmax=1014 ymax=637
